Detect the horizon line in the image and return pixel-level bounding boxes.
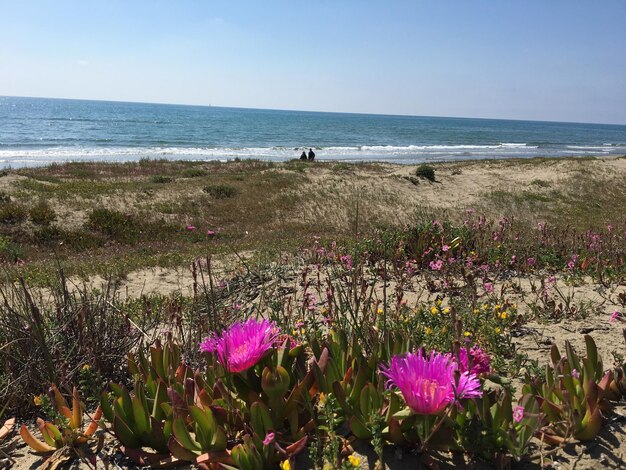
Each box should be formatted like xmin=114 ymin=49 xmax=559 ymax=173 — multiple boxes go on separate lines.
xmin=2 ymin=93 xmax=626 ymax=128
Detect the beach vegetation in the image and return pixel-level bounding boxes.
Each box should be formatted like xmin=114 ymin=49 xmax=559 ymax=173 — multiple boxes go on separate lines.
xmin=87 ymin=208 xmax=138 ymax=243
xmin=0 ymin=202 xmax=27 ymax=225
xmin=150 ymin=175 xmax=173 ymax=184
xmin=0 ymin=235 xmax=25 ymax=262
xmin=530 ymin=178 xmax=551 ymax=188
xmin=28 ymin=199 xmax=57 ymax=226
xmin=415 ymin=164 xmax=436 ymax=182
xmin=203 ymin=183 xmax=238 ymax=199
xmin=2 ymin=201 xmax=626 ymax=467
xmin=181 ymin=167 xmax=208 ymax=178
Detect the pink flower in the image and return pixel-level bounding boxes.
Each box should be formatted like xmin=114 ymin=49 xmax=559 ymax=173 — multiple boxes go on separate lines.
xmin=458 ymin=347 xmax=491 ymax=375
xmin=186 ymin=225 xmax=196 ymax=231
xmin=263 ymin=432 xmax=275 ymax=446
xmin=340 ymin=254 xmax=353 ymax=270
xmin=513 ymin=405 xmax=524 ymax=423
xmin=207 ymin=230 xmax=216 ymax=236
xmin=380 ymin=350 xmax=482 ymax=415
xmin=483 ymin=282 xmax=494 ymax=294
xmin=527 ymin=257 xmax=536 ymax=266
xmin=572 ymin=369 xmax=580 ymax=379
xmin=442 ymin=245 xmax=450 ymax=252
xmin=610 ymin=310 xmax=621 ymax=323
xmin=429 ymin=260 xmax=443 ymax=271
xmin=199 ymin=319 xmax=279 ymax=373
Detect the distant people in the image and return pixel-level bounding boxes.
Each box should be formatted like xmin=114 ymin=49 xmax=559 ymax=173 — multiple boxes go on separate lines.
xmin=308 ymin=148 xmax=315 ymax=161
xmin=300 ymin=150 xmax=307 ymax=160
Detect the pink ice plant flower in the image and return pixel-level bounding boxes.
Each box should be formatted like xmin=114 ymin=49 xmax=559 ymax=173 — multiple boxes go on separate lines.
xmin=458 ymin=346 xmax=491 ymax=376
xmin=199 ymin=318 xmax=279 ymax=373
xmin=380 ymin=350 xmax=482 ymax=415
xmin=513 ymin=406 xmax=525 ymax=423
xmin=186 ymin=225 xmax=196 ymax=231
xmin=610 ymin=310 xmax=621 ymax=323
xmin=263 ymin=432 xmax=275 ymax=446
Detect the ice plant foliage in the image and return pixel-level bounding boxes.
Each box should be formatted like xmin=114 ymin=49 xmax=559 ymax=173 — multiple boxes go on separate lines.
xmin=380 ymin=350 xmax=482 ymax=415
xmin=200 ymin=318 xmax=280 ymax=373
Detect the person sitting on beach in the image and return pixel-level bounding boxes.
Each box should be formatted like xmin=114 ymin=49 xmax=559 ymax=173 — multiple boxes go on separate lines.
xmin=308 ymin=148 xmax=315 ymax=161
xmin=300 ymin=150 xmax=307 ymax=160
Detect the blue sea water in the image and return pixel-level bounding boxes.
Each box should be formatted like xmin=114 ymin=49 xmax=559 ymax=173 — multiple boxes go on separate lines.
xmin=1 ymin=96 xmax=626 ymax=168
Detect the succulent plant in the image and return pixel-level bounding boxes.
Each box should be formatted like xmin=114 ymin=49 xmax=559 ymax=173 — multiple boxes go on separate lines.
xmin=523 ymin=335 xmax=611 ymax=443
xmin=20 ymin=385 xmax=102 ymax=465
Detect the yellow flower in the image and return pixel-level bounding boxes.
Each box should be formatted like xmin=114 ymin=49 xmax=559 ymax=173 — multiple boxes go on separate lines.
xmin=436 ymin=299 xmax=442 ymax=306
xmin=482 ymin=303 xmax=488 ymax=311
xmin=473 ymin=308 xmax=480 ymax=315
xmin=377 ymin=308 xmax=384 ymax=315
xmin=442 ymin=326 xmax=448 ymax=334
xmin=82 ymin=364 xmax=91 ymax=371
xmin=463 ymin=331 xmax=472 ymax=337
xmin=348 ymin=454 xmax=362 ymax=467
xmin=319 ymin=392 xmax=327 ymax=406
xmin=292 ymin=329 xmax=298 ymax=336
xmin=430 ymin=306 xmax=438 ymax=315
xmin=495 ymin=327 xmax=501 ymax=334
xmin=33 ymin=395 xmax=43 ymax=406
xmin=425 ymin=326 xmax=432 ymax=335
xmin=493 ymin=304 xmax=501 ymax=311
xmin=280 ymin=460 xmax=291 ymax=470
xmin=443 ymin=307 xmax=450 ymax=314
xmin=500 ymin=312 xmax=508 ymax=319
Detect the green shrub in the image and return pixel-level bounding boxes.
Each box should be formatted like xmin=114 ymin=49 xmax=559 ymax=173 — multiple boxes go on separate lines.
xmin=150 ymin=175 xmax=173 ymax=184
xmin=0 ymin=191 xmax=11 ymax=204
xmin=203 ymin=183 xmax=237 ymax=199
xmin=0 ymin=235 xmax=25 ymax=262
xmin=29 ymin=200 xmax=56 ymax=226
xmin=181 ymin=168 xmax=208 ymax=178
xmin=87 ymin=208 xmax=137 ymax=243
xmin=32 ymin=226 xmax=105 ymax=250
xmin=31 ymin=225 xmax=63 ymax=245
xmin=61 ymin=229 xmax=107 ymax=250
xmin=415 ymin=164 xmax=436 ymax=182
xmin=0 ymin=202 xmax=27 ymax=224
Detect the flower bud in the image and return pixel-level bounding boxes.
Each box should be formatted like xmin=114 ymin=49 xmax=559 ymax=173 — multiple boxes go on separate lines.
xmin=261 ymin=366 xmax=290 ymax=399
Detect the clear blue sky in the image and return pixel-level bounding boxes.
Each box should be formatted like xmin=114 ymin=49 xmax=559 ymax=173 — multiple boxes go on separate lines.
xmin=1 ymin=0 xmax=625 ymax=124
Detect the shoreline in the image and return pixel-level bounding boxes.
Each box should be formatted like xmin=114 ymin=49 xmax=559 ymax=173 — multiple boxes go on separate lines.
xmin=1 ymin=151 xmax=624 ymax=171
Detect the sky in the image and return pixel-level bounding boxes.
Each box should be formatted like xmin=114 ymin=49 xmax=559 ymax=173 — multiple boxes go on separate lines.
xmin=1 ymin=1 xmax=626 ymax=124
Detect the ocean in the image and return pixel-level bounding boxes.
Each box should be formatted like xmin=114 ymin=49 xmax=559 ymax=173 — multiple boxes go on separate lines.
xmin=1 ymin=96 xmax=626 ymax=168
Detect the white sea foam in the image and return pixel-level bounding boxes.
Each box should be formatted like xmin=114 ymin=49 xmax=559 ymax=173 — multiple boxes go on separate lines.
xmin=0 ymin=142 xmax=621 ymax=168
